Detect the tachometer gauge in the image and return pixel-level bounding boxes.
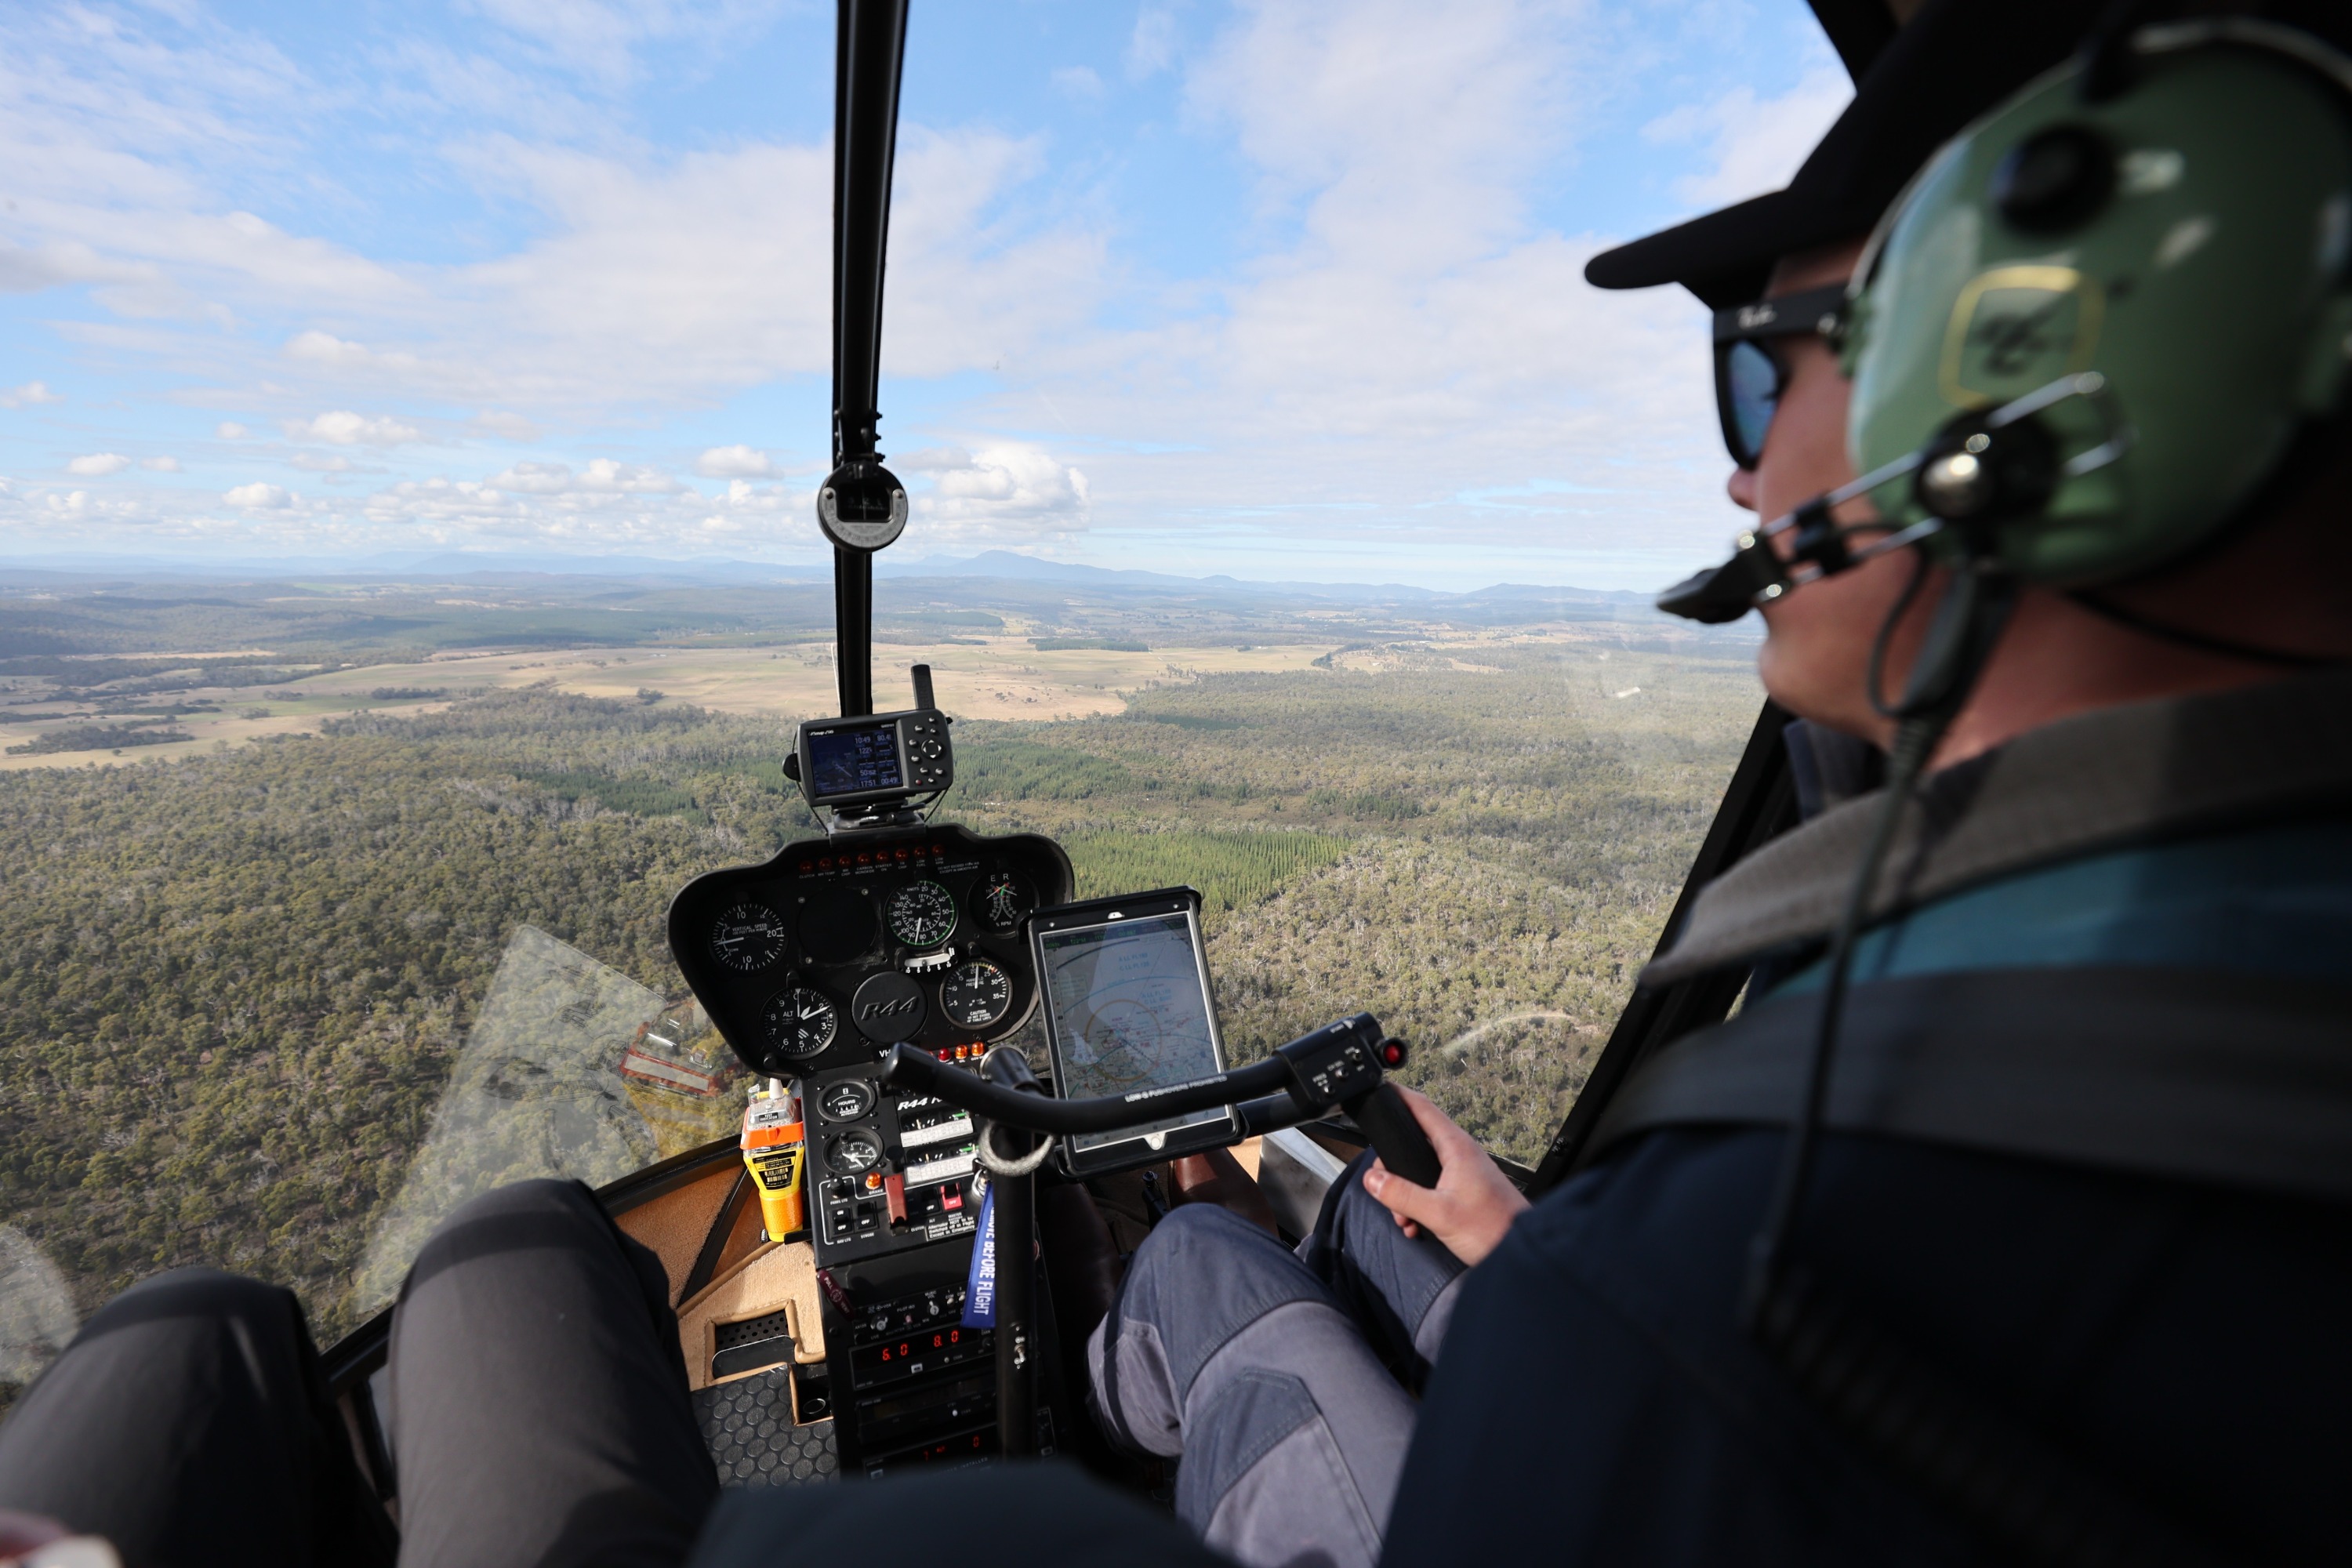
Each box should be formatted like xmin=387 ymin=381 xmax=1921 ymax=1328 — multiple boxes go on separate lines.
xmin=938 ymin=960 xmax=1012 ymax=1030
xmin=971 ymin=869 xmax=1033 ymax=935
xmin=760 ymin=982 xmax=837 ymax=1060
xmin=885 ymin=880 xmax=957 ymax=948
xmin=710 ymin=902 xmax=789 ymax=971
xmin=818 ymin=1079 xmax=875 ymax=1122
xmin=828 ymin=1130 xmax=883 ymax=1174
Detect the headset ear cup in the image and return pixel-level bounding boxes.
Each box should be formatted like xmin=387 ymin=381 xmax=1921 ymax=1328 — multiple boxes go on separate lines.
xmin=2294 ymin=294 xmax=2352 ymax=415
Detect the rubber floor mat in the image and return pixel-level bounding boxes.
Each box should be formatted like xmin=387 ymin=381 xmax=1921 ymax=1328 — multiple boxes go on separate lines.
xmin=695 ymin=1365 xmax=838 ymax=1486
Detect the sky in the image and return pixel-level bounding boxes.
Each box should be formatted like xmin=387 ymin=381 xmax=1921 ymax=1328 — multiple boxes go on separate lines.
xmin=0 ymin=0 xmax=1850 ymax=591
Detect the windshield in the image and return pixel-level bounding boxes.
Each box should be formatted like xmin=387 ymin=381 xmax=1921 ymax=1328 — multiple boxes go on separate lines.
xmin=0 ymin=0 xmax=1822 ymax=1402
xmin=0 ymin=600 xmax=1755 ymax=1381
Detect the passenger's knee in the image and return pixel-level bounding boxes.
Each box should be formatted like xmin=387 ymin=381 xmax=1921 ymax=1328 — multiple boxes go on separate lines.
xmin=65 ymin=1267 xmax=304 ymax=1370
xmin=439 ymin=1176 xmax=601 ymax=1230
xmin=401 ymin=1178 xmax=613 ymax=1302
xmin=96 ymin=1266 xmax=294 ymax=1333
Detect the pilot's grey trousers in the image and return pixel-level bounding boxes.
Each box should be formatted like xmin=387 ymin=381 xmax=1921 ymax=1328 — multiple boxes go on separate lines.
xmin=1088 ymin=1153 xmax=1469 ymax=1568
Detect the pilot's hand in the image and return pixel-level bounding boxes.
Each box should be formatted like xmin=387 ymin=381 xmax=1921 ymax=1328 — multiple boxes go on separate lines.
xmin=1360 ymin=1087 xmax=1530 ymax=1268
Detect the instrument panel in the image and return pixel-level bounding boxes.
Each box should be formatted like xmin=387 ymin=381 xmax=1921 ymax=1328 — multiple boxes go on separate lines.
xmin=669 ymin=822 xmax=1072 ymax=1078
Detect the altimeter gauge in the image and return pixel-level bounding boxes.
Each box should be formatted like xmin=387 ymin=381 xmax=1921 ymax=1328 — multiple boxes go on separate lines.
xmin=938 ymin=960 xmax=1013 ymax=1031
xmin=710 ymin=902 xmax=789 ymax=971
xmin=885 ymin=880 xmax=957 ymax=948
xmin=971 ymin=869 xmax=1033 ymax=934
xmin=828 ymin=1130 xmax=884 ymax=1174
xmin=760 ymin=982 xmax=838 ymax=1060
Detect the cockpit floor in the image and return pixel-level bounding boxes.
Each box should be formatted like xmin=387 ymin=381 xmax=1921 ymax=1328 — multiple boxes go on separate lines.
xmin=695 ymin=1364 xmax=839 ymax=1486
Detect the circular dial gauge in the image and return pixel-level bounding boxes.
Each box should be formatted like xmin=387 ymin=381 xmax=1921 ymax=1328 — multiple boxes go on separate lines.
xmin=760 ymin=982 xmax=837 ymax=1060
xmin=710 ymin=902 xmax=789 ymax=972
xmin=939 ymin=960 xmax=1013 ymax=1031
xmin=971 ymin=869 xmax=1034 ymax=934
xmin=818 ymin=1079 xmax=875 ymax=1122
xmin=828 ymin=1130 xmax=883 ymax=1174
xmin=885 ymin=880 xmax=957 ymax=948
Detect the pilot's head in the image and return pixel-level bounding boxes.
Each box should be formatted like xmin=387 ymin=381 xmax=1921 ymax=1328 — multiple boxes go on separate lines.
xmin=1592 ymin=1 xmax=2352 ymax=753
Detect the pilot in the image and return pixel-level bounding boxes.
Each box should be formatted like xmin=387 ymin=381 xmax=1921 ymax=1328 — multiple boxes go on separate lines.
xmin=1091 ymin=2 xmax=2352 ymax=1566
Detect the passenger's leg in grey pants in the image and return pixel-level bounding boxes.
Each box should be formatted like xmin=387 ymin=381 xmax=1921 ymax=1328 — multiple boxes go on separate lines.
xmin=1087 ymin=1152 xmax=1467 ymax=1568
xmin=388 ymin=1178 xmax=719 ymax=1568
xmin=0 ymin=1267 xmax=398 ymax=1568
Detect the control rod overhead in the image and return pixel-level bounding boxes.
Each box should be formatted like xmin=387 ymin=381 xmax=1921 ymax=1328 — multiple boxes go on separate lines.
xmin=818 ymin=0 xmax=912 ymax=718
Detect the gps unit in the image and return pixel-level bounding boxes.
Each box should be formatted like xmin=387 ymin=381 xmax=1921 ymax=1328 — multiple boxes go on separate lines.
xmin=786 ymin=665 xmax=954 ymax=815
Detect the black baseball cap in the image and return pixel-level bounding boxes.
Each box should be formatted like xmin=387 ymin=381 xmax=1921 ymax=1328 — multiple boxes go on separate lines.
xmin=1586 ymin=0 xmax=2113 ymax=307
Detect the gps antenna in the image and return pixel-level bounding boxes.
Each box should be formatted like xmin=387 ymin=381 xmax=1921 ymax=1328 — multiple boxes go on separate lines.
xmin=818 ymin=0 xmax=911 ymax=718
xmin=910 ymin=662 xmax=935 ymax=710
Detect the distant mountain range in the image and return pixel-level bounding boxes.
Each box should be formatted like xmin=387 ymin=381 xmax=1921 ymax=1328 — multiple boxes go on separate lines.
xmin=0 ymin=546 xmax=1661 ymax=609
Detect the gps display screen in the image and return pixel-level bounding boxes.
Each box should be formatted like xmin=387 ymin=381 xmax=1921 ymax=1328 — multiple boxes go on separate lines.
xmin=806 ymin=721 xmax=903 ymax=799
xmin=1038 ymin=910 xmax=1225 ymax=1152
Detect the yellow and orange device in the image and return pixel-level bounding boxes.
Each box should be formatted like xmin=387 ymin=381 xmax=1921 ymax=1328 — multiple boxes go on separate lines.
xmin=740 ymin=1081 xmax=806 ymax=1242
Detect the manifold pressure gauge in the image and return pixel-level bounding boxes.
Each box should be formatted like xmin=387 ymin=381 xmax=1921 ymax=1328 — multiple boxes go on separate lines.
xmin=885 ymin=880 xmax=957 ymax=948
xmin=710 ymin=902 xmax=789 ymax=972
xmin=939 ymin=960 xmax=1012 ymax=1030
xmin=761 ymin=981 xmax=838 ymax=1061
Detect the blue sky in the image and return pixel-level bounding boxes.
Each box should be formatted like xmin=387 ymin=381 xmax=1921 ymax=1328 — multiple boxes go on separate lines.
xmin=0 ymin=0 xmax=1849 ymax=590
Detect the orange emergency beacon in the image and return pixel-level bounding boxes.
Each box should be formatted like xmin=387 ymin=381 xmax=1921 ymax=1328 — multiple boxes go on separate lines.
xmin=740 ymin=1080 xmax=807 ymax=1241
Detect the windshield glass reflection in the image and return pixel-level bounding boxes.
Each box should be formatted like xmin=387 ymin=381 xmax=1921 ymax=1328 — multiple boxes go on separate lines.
xmin=354 ymin=927 xmax=740 ymax=1314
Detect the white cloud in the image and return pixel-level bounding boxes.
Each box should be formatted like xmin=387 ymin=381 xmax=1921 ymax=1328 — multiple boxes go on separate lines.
xmin=215 ymin=422 xmax=249 ymax=438
xmin=484 ymin=460 xmax=573 ymax=494
xmin=67 ymin=452 xmax=132 ymax=476
xmin=1128 ymin=5 xmax=1178 ymax=79
xmin=1646 ymin=65 xmax=1851 ymax=208
xmin=224 ymin=481 xmax=292 ymax=508
xmin=289 ymin=452 xmax=355 ymax=473
xmin=286 ymin=410 xmax=423 ymax=445
xmin=285 ymin=330 xmax=372 ymax=365
xmin=578 ymin=457 xmax=681 ymax=494
xmin=139 ymin=455 xmax=180 ymax=471
xmin=481 ymin=458 xmax=682 ymax=495
xmin=695 ymin=443 xmax=773 ymax=478
xmin=2 ymin=381 xmax=63 ymax=408
xmin=913 ymin=443 xmax=1090 ymax=532
xmin=1051 ymin=65 xmax=1105 ymax=101
xmin=470 ymin=409 xmax=542 ymax=442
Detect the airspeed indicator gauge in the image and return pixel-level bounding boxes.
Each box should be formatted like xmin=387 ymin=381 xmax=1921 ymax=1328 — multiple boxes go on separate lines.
xmin=710 ymin=902 xmax=789 ymax=972
xmin=885 ymin=880 xmax=957 ymax=948
xmin=939 ymin=961 xmax=1012 ymax=1031
xmin=760 ymin=982 xmax=837 ymax=1061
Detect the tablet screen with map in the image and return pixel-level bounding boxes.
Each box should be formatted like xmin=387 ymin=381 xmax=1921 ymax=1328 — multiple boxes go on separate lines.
xmin=1032 ymin=890 xmax=1233 ymax=1165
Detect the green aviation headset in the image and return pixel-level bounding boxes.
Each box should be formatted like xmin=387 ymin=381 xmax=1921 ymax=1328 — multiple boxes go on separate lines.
xmin=1662 ymin=16 xmax=2352 ymax=626
xmin=1847 ymin=16 xmax=2352 ymax=587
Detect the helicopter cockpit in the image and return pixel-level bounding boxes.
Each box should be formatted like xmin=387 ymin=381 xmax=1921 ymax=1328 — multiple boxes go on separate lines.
xmin=288 ymin=1 xmax=1467 ymax=1494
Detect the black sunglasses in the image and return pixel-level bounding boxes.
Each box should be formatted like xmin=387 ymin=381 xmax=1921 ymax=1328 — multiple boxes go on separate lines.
xmin=1711 ymin=283 xmax=1850 ymax=470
